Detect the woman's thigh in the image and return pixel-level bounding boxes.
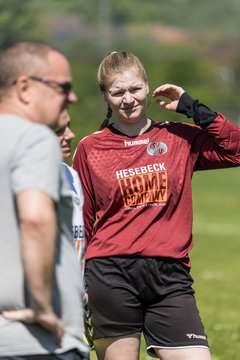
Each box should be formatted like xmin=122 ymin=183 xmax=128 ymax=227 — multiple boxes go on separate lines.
xmin=94 ymin=334 xmax=141 ymax=360
xmin=85 ymin=257 xmax=144 ymax=339
xmin=156 ymin=347 xmax=212 ymax=360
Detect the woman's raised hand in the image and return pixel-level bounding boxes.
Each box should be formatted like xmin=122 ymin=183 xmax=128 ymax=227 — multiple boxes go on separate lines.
xmin=152 ymin=83 xmax=185 ymax=112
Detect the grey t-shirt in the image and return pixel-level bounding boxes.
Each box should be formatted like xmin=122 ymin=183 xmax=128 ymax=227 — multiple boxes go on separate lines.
xmin=0 ymin=115 xmax=88 ymax=356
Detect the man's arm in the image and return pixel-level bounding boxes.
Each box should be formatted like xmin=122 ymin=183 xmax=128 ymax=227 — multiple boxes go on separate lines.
xmin=3 ymin=190 xmax=63 ymax=345
xmin=19 ymin=190 xmax=56 ymax=314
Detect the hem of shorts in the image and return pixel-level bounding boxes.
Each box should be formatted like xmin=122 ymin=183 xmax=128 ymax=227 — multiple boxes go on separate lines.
xmin=94 ymin=331 xmax=142 ymax=340
xmin=147 ymin=344 xmax=210 ymax=351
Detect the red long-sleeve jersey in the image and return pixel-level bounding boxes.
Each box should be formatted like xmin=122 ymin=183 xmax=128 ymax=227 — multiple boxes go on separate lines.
xmin=72 ymin=114 xmax=240 ymax=268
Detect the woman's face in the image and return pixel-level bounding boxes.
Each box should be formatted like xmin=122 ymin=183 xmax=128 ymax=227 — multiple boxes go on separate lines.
xmin=55 ymin=109 xmax=75 ymax=159
xmin=105 ymin=69 xmax=149 ymax=124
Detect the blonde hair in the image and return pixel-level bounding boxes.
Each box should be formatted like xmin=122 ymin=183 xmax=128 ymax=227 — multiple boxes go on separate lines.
xmin=97 ymin=51 xmax=148 ymax=130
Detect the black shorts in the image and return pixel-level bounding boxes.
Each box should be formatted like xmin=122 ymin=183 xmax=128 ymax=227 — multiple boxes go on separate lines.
xmin=85 ymin=256 xmax=209 ymax=358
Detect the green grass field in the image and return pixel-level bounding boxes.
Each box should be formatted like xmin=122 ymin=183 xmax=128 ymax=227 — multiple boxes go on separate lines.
xmin=90 ymin=167 xmax=240 ymax=360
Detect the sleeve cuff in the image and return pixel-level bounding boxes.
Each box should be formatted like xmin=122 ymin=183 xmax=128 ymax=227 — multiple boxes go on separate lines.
xmin=176 ymin=92 xmax=218 ymax=127
xmin=176 ymin=92 xmax=195 ymax=117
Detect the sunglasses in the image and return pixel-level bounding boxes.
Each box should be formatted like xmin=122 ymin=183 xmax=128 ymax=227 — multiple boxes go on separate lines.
xmin=29 ymin=76 xmax=73 ymax=96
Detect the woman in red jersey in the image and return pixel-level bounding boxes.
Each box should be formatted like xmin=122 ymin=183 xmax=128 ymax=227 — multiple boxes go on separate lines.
xmin=72 ymin=51 xmax=240 ymax=360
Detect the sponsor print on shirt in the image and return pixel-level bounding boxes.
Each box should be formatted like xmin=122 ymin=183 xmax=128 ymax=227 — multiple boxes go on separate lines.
xmin=116 ymin=163 xmax=167 ymax=209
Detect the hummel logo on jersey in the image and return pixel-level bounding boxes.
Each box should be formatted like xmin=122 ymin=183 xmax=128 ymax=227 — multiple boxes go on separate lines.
xmin=124 ymin=138 xmax=150 ymax=147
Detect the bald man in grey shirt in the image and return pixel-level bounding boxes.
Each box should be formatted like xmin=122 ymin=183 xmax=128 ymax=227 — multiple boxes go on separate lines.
xmin=0 ymin=42 xmax=89 ymax=359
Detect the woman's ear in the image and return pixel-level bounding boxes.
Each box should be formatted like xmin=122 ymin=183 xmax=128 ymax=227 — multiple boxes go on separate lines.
xmin=146 ymin=83 xmax=149 ymax=94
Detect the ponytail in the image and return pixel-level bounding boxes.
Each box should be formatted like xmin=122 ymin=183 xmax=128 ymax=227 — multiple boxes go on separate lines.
xmin=98 ymin=104 xmax=112 ymax=131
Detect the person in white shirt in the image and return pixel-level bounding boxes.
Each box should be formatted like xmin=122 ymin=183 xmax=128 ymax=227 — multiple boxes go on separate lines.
xmin=55 ymin=109 xmax=85 ymax=269
xmin=55 ymin=110 xmax=94 ymax=351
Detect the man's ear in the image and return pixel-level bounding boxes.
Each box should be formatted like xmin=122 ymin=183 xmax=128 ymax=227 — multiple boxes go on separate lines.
xmin=15 ymin=75 xmax=31 ymax=103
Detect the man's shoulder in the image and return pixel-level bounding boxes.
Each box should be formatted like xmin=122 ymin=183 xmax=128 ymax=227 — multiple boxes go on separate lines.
xmin=24 ymin=121 xmax=60 ymax=157
xmin=1 ymin=115 xmax=60 ymax=166
xmin=24 ymin=119 xmax=57 ymax=141
xmin=1 ymin=114 xmax=57 ymax=143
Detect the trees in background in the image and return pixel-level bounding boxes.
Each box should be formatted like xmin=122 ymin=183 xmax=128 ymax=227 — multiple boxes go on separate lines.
xmin=1 ymin=0 xmax=240 ymax=139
